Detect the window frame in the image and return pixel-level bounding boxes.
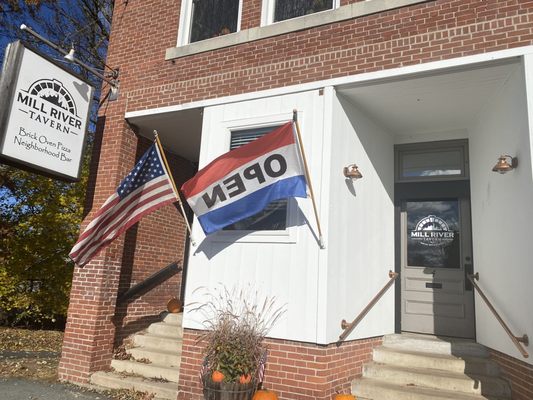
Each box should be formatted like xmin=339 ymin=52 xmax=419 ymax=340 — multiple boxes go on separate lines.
xmin=260 ymin=0 xmax=340 ymax=26
xmin=208 ymin=115 xmax=301 ymax=244
xmin=177 ymin=0 xmax=244 ymax=47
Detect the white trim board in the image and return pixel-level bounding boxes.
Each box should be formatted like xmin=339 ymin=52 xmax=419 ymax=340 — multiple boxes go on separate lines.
xmin=126 ymin=46 xmax=533 ymax=120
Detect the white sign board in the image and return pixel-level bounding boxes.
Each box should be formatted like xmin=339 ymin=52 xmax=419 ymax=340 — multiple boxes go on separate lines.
xmin=0 ymin=41 xmax=93 ymax=181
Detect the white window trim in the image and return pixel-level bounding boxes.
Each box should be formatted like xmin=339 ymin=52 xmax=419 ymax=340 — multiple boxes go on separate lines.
xmin=207 ymin=113 xmax=301 ymax=244
xmin=260 ymin=0 xmax=340 ymax=27
xmin=177 ymin=0 xmax=244 ymax=47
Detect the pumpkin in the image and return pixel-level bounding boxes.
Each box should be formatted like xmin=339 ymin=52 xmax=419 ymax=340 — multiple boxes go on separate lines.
xmin=166 ymin=297 xmax=182 ymax=313
xmin=239 ymin=374 xmax=252 ymax=384
xmin=252 ymin=389 xmax=278 ymax=400
xmin=334 ymin=395 xmax=356 ymax=400
xmin=211 ymin=370 xmax=225 ymax=382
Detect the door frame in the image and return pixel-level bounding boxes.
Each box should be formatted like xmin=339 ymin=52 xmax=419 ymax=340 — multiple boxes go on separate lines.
xmin=393 ymin=140 xmax=475 ymax=337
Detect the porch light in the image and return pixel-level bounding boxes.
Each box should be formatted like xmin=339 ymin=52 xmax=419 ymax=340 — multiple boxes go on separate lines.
xmin=492 ymin=155 xmax=518 ymax=174
xmin=343 ymin=164 xmax=363 ymax=180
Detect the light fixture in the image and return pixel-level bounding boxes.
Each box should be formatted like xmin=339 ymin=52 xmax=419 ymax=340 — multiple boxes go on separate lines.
xmin=492 ymin=155 xmax=518 ymax=174
xmin=343 ymin=164 xmax=362 ymax=180
xmin=64 ymin=46 xmax=75 ymax=62
xmin=20 ymin=24 xmax=119 ymax=101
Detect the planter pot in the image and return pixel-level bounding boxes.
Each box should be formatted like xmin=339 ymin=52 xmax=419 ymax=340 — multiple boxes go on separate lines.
xmin=202 ymin=376 xmax=256 ymax=400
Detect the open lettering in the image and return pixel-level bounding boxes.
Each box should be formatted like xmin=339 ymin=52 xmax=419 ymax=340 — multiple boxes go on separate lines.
xmin=202 ymin=154 xmax=287 ymax=209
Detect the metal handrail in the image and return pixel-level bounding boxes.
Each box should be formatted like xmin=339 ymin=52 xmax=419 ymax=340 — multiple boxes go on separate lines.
xmin=117 ymin=261 xmax=182 ymax=305
xmin=468 ymin=273 xmax=529 ymax=358
xmin=338 ymin=270 xmax=399 ymax=343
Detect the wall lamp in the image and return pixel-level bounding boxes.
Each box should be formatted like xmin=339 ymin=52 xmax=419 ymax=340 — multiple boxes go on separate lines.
xmin=343 ymin=164 xmax=363 ymax=180
xmin=492 ymin=155 xmax=518 ymax=174
xmin=20 ymin=24 xmax=119 ymax=100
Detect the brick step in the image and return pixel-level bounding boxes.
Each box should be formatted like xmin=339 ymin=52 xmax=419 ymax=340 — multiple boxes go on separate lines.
xmin=127 ymin=346 xmax=182 ymax=368
xmin=383 ymin=334 xmax=490 ymax=358
xmin=133 ymin=333 xmax=182 ymax=353
xmin=90 ymin=371 xmax=179 ymax=400
xmin=111 ymin=359 xmax=180 ymax=383
xmin=363 ymin=363 xmax=511 ymax=397
xmin=373 ymin=346 xmax=501 ymax=376
xmin=352 ymin=378 xmax=511 ymax=400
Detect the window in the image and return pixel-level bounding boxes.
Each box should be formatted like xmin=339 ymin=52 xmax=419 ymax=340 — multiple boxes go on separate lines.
xmin=262 ymin=0 xmax=338 ymax=25
xmin=395 ymin=140 xmax=469 ymax=182
xmin=178 ymin=0 xmax=242 ymax=45
xmin=274 ymin=0 xmax=334 ymax=22
xmin=223 ymin=125 xmax=288 ymax=231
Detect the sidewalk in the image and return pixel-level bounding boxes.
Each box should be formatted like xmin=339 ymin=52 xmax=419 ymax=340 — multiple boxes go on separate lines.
xmin=0 ymin=378 xmax=114 ymax=400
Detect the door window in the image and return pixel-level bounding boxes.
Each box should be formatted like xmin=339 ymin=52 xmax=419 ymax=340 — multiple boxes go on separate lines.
xmin=406 ymin=200 xmax=460 ymax=269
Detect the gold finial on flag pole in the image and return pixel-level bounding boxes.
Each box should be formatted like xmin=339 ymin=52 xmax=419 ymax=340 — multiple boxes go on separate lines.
xmin=153 ymin=130 xmax=196 ymax=247
xmin=292 ymin=109 xmax=325 ymax=249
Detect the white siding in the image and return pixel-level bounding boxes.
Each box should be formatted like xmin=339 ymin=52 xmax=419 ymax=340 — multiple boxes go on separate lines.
xmin=325 ymin=90 xmax=396 ymax=342
xmin=183 ymin=90 xmax=328 ymax=343
xmin=469 ymin=60 xmax=533 ymax=365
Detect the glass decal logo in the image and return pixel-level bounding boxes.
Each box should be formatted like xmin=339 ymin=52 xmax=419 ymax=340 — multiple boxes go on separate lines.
xmin=409 ymin=215 xmax=455 ymax=247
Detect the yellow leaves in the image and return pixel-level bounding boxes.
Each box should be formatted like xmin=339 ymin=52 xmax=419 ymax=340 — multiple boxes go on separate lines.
xmin=0 ymin=149 xmax=90 ymax=323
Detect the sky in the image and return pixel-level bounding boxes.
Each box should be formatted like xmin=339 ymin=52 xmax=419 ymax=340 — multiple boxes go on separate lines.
xmin=0 ymin=2 xmax=56 ymax=63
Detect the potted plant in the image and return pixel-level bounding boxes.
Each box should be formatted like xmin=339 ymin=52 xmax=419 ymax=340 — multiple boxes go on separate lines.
xmin=192 ymin=287 xmax=284 ymax=400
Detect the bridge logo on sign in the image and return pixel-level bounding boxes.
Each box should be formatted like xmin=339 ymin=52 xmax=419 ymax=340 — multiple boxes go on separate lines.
xmin=16 ymin=78 xmax=82 ymax=136
xmin=410 ymin=215 xmax=455 ymax=247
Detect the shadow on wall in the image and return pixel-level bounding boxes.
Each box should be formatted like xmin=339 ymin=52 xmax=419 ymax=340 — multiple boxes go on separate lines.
xmin=191 ymin=198 xmax=319 ymax=259
xmin=337 ymin=94 xmax=394 ymax=203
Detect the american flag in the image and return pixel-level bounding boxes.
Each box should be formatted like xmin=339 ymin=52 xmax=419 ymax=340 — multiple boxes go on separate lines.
xmin=69 ymin=143 xmax=177 ymax=267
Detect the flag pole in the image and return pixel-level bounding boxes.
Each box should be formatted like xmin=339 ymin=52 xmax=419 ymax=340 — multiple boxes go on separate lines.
xmin=153 ymin=131 xmax=196 ymax=247
xmin=292 ymin=110 xmax=325 ymax=249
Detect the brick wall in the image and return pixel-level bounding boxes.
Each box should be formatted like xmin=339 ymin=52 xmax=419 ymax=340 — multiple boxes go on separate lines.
xmin=177 ymin=329 xmax=382 ymax=400
xmin=59 ymin=111 xmax=195 ymax=382
xmin=107 ymin=0 xmax=533 ymax=113
xmin=489 ymin=348 xmax=533 ymax=400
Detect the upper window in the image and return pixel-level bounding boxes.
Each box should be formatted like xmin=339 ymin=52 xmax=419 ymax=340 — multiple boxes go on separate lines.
xmin=178 ymin=0 xmax=242 ymax=45
xmin=274 ymin=0 xmax=334 ymax=22
xmin=223 ymin=125 xmax=288 ymax=231
xmin=395 ymin=140 xmax=469 ymax=182
xmin=262 ymin=0 xmax=338 ymax=25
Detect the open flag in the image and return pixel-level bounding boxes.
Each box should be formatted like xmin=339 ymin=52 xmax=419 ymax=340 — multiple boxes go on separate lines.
xmin=181 ymin=121 xmax=307 ymax=235
xmin=69 ymin=143 xmax=177 ymax=266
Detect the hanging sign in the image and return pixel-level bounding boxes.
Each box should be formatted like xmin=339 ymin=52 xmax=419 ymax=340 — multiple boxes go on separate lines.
xmin=0 ymin=41 xmax=93 ymax=182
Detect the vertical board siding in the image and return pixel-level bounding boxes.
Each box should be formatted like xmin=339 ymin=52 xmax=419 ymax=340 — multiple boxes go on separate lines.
xmin=183 ymin=90 xmax=325 ymax=343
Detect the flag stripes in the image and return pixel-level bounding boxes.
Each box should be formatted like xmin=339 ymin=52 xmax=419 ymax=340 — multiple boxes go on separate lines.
xmin=69 ymin=144 xmax=177 ymax=267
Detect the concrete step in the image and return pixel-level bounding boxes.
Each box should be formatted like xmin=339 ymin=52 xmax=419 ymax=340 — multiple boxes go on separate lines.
xmin=147 ymin=322 xmax=182 ymax=338
xmin=111 ymin=359 xmax=180 ymax=383
xmin=383 ymin=334 xmax=490 ymax=358
xmin=90 ymin=371 xmax=179 ymax=400
xmin=133 ymin=332 xmax=182 ymax=353
xmin=161 ymin=312 xmax=182 ymax=326
xmin=363 ymin=363 xmax=511 ymax=397
xmin=373 ymin=346 xmax=501 ymax=376
xmin=352 ymin=378 xmax=511 ymax=400
xmin=127 ymin=346 xmax=182 ymax=367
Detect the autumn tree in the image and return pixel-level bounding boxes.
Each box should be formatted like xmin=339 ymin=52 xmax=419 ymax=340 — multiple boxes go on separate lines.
xmin=0 ymin=0 xmax=113 ymax=326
